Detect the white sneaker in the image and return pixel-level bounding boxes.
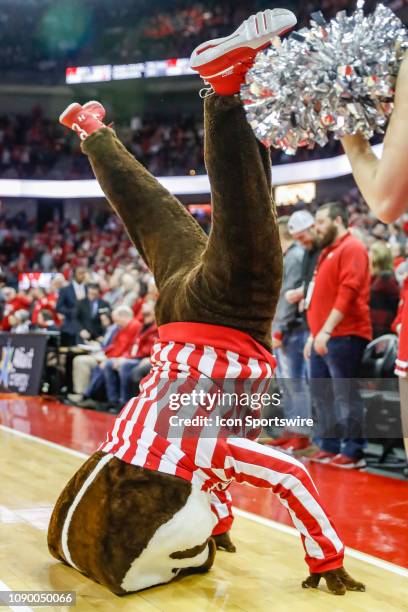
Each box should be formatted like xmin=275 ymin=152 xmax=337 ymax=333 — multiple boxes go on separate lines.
xmin=190 ymin=9 xmax=297 ymax=96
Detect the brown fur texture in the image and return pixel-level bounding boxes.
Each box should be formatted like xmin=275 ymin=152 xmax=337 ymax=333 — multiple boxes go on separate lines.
xmin=48 ymin=451 xmax=204 ymax=594
xmin=82 ymin=95 xmax=282 ymax=349
xmin=174 ymin=538 xmax=217 ymax=578
xmin=213 ymin=531 xmax=237 ymax=552
xmin=48 ymin=452 xmax=105 ymax=563
xmin=302 ymin=568 xmax=365 ymax=595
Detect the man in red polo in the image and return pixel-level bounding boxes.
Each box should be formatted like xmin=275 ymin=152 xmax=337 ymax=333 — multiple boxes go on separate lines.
xmin=304 ymin=202 xmax=372 ymax=469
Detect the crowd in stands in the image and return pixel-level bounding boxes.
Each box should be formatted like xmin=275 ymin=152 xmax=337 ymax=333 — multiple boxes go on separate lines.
xmin=0 ymin=189 xmax=408 ymax=388
xmin=1 ymin=0 xmax=405 ymax=79
xmin=0 ymin=108 xmax=206 ymax=180
xmin=0 ymin=107 xmax=346 ymax=180
xmin=1 ymin=0 xmax=402 ymax=180
xmin=0 ymin=192 xmax=407 ymax=471
xmin=3 ymin=0 xmax=404 ymax=180
xmin=0 ymin=209 xmax=160 ymax=411
xmin=0 ymin=272 xmax=159 ymax=412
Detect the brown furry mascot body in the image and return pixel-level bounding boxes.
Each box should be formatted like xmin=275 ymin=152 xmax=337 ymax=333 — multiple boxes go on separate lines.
xmin=48 ymin=95 xmax=364 ymax=597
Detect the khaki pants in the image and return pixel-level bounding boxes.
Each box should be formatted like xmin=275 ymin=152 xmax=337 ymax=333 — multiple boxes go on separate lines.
xmin=73 ymin=354 xmax=100 ymax=395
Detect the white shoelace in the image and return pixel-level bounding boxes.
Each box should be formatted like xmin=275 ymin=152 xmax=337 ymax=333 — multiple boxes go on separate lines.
xmin=199 ymin=83 xmax=215 ymax=98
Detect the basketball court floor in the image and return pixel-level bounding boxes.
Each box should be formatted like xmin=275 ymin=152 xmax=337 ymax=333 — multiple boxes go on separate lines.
xmin=1 ymin=394 xmax=407 ymax=611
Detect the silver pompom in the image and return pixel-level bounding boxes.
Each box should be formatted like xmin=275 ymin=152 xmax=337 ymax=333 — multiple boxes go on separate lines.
xmin=240 ymin=2 xmax=408 ymax=154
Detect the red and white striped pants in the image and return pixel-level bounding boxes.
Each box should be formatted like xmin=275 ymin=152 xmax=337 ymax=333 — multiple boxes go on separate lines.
xmin=202 ymin=437 xmax=344 ymax=573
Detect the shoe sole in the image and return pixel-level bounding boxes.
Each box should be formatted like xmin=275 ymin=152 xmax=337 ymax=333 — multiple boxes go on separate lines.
xmin=308 ymin=457 xmax=335 ymax=464
xmin=190 ymin=9 xmax=297 ymax=77
xmin=331 ymin=461 xmax=367 ymax=470
xmin=59 ymin=102 xmax=82 ymax=127
xmin=82 ymin=100 xmax=106 ymax=121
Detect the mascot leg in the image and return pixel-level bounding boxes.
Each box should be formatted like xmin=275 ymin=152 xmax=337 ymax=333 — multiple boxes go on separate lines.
xmin=185 ymin=94 xmax=282 ymax=546
xmin=49 ymin=120 xmax=220 ymax=593
xmin=179 ymin=94 xmax=282 ymax=350
xmin=80 ymin=126 xmax=209 ymax=326
xmin=48 ymin=452 xmax=216 ymax=594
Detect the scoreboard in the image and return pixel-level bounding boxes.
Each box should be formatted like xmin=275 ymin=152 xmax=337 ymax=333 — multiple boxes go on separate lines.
xmin=66 ymin=58 xmax=194 ymax=84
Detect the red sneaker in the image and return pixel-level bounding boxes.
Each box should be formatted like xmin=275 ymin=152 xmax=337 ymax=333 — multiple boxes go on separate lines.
xmin=82 ymin=100 xmax=106 ymax=122
xmin=261 ymin=433 xmax=292 ymax=447
xmin=282 ymin=437 xmax=312 ymax=454
xmin=308 ymin=450 xmax=337 ymax=464
xmin=330 ymin=454 xmax=367 ymax=470
xmin=59 ymin=102 xmax=106 ymax=140
xmin=190 ymin=9 xmax=297 ymax=96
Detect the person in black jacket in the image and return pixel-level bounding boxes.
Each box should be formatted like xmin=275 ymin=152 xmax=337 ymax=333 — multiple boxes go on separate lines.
xmin=76 ymin=283 xmax=110 ymax=342
xmin=56 ymin=267 xmax=87 ymax=345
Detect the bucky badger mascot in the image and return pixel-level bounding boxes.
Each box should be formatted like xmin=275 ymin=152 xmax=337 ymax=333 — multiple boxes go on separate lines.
xmin=48 ymin=8 xmax=364 ymax=597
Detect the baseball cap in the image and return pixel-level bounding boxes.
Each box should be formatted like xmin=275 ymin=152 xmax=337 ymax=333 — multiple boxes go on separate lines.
xmin=288 ymin=210 xmax=314 ymax=235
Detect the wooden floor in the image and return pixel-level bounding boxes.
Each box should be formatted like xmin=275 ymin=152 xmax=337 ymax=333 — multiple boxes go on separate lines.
xmin=0 ymin=428 xmax=407 ymax=612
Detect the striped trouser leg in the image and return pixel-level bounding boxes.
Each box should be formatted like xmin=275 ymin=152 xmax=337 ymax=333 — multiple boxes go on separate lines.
xmin=210 ymin=489 xmax=234 ymax=535
xmin=224 ymin=438 xmax=345 ymax=573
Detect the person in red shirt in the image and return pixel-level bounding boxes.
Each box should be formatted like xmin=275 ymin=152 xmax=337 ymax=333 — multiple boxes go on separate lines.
xmin=392 ymin=276 xmax=408 ymax=377
xmin=31 ymin=286 xmax=62 ymax=327
xmin=1 ymin=287 xmax=31 ymax=331
xmin=304 ymin=202 xmax=372 ymax=469
xmin=369 ymin=241 xmax=400 ymax=338
xmin=75 ymin=305 xmax=141 ymax=407
xmin=103 ymin=300 xmax=158 ymax=408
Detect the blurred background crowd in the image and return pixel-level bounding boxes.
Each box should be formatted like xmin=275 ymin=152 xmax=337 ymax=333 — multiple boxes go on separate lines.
xmin=1 ymin=192 xmax=407 ymax=433
xmin=1 ymin=0 xmax=405 ymax=179
xmin=0 ymin=0 xmax=405 ymax=78
xmin=0 ymin=107 xmax=345 ymax=180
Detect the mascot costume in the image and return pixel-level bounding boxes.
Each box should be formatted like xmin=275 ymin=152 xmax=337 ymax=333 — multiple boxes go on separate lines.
xmin=48 ymin=9 xmax=365 ymax=597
